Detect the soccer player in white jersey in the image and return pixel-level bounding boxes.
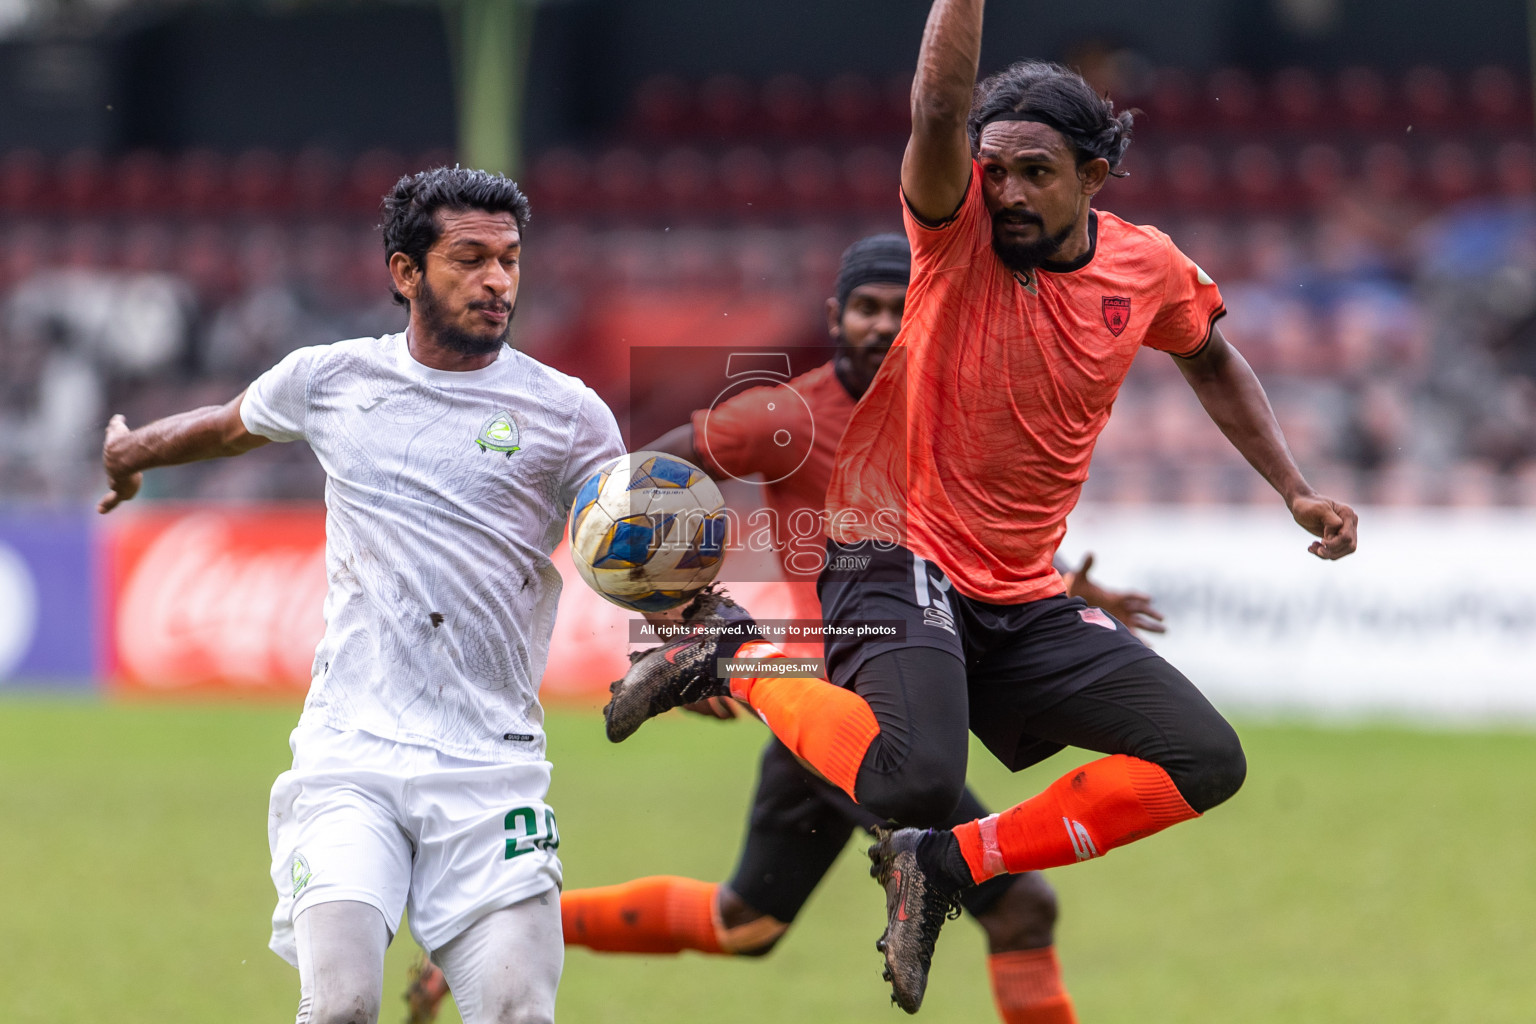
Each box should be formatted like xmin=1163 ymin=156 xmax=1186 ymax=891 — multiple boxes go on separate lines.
xmin=97 ymin=167 xmax=625 ymax=1024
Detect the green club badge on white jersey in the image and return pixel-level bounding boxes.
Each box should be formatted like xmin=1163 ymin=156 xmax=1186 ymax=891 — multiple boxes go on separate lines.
xmin=291 ymin=853 xmax=312 ymax=895
xmin=475 ymin=410 xmax=522 ymax=457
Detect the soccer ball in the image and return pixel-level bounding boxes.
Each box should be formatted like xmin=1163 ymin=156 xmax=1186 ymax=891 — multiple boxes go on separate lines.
xmin=568 ymin=451 xmax=728 ymax=612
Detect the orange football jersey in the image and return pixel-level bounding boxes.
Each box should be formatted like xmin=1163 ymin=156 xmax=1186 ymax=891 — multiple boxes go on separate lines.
xmin=692 ymin=360 xmax=856 ymax=623
xmin=825 ymin=164 xmax=1226 ymax=604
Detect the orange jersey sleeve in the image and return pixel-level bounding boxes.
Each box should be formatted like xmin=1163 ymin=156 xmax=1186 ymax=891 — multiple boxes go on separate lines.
xmin=903 ymin=165 xmax=991 ymax=275
xmin=1141 ymin=233 xmax=1227 ymax=357
xmin=690 ymin=383 xmax=813 ymax=483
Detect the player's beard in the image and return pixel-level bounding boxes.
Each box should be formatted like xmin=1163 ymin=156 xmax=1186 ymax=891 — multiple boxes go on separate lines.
xmin=416 ymin=277 xmax=515 ymax=356
xmin=990 ymin=210 xmax=1077 ymax=273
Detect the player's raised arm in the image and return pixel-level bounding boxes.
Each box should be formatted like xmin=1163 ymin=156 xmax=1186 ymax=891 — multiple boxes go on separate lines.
xmin=902 ymin=0 xmax=985 ymax=223
xmin=1173 ymin=324 xmax=1358 ymax=559
xmin=642 ymin=423 xmax=704 ymax=468
xmin=98 ymin=392 xmax=269 ymax=513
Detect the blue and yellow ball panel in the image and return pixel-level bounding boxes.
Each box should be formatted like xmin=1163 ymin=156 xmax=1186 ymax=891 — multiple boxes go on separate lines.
xmin=590 ymin=516 xmax=657 ymax=568
xmin=626 ymin=455 xmax=703 ymax=490
xmin=612 ymin=589 xmax=693 ymax=612
xmin=569 ymin=471 xmax=606 ymax=540
xmin=676 ymin=514 xmax=727 ymax=569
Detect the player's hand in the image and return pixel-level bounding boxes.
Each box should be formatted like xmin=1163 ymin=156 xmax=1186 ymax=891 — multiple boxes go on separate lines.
xmin=98 ymin=414 xmax=142 ymax=514
xmin=682 ymin=696 xmax=747 ymax=720
xmin=1289 ymin=493 xmax=1358 ymax=560
xmin=1064 ymin=552 xmax=1166 ymax=635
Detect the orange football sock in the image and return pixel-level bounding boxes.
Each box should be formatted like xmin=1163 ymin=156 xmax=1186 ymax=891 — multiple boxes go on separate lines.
xmin=954 ymin=755 xmax=1197 ymax=881
xmin=727 ymin=640 xmax=879 ymax=800
xmin=989 ymin=948 xmax=1078 ymax=1024
xmin=561 ymin=877 xmax=722 ymax=954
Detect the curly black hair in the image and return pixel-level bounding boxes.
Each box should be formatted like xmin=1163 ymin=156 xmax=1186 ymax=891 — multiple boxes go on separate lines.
xmin=968 ymin=61 xmax=1135 ymax=175
xmin=380 ymin=166 xmax=531 ymax=307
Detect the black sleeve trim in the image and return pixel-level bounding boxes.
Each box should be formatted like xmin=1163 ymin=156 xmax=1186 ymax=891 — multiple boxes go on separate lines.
xmin=1174 ymin=305 xmax=1227 ymax=361
xmin=901 ymin=168 xmax=973 ymax=230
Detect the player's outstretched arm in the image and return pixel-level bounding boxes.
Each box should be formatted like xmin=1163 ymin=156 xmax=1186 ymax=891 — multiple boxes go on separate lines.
xmin=98 ymin=391 xmax=269 ymax=513
xmin=643 ymin=424 xmax=703 ymax=468
xmin=1173 ymin=325 xmax=1358 ymax=559
xmin=902 ymin=0 xmax=984 ymax=223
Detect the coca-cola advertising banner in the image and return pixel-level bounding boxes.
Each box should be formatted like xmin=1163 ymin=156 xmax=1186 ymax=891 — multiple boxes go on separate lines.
xmin=105 ymin=508 xmax=329 ymax=696
xmin=95 ymin=505 xmax=802 ymax=701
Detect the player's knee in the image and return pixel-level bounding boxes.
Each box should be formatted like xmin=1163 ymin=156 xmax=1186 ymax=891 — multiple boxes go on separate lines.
xmin=860 ymin=765 xmax=965 ymax=827
xmin=304 ymin=987 xmax=382 ymax=1024
xmin=977 ymin=873 xmax=1059 ymax=952
xmin=485 ymin=999 xmax=554 ymax=1024
xmin=1174 ymin=721 xmax=1247 ymax=813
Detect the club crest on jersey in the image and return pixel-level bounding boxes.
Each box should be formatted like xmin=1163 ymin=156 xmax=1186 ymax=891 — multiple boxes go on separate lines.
xmin=1102 ymin=296 xmax=1131 ymax=337
xmin=291 ymin=853 xmax=312 ymax=894
xmin=475 ymin=410 xmax=521 ymax=457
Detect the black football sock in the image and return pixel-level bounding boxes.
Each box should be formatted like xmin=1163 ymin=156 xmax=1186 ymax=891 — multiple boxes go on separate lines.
xmin=916 ymin=828 xmax=975 ymax=893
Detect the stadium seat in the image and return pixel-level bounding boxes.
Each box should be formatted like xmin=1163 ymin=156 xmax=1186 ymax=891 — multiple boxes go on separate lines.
xmin=116 ymin=150 xmax=170 ymax=215
xmin=780 ymin=147 xmax=839 ymax=213
xmin=1495 ymin=141 xmax=1535 ymax=197
xmin=231 ymin=149 xmax=289 ymax=213
xmin=717 ymin=146 xmax=779 ymax=214
xmin=843 ymin=146 xmax=900 ymax=212
xmin=1230 ymin=144 xmax=1286 ymax=212
xmin=1403 ymin=66 xmax=1455 ymax=128
xmin=883 ymin=75 xmax=914 ymax=134
xmin=1107 ymin=147 xmax=1156 ymax=208
xmin=346 ymin=149 xmax=408 ymax=215
xmin=762 ymin=74 xmax=817 ymax=138
xmin=529 ymin=148 xmax=589 ymax=216
xmin=0 ymin=149 xmax=46 ymax=213
xmin=656 ymin=148 xmax=715 ymax=214
xmin=1272 ymin=68 xmax=1324 ymax=127
xmin=595 ymin=148 xmax=651 ymax=213
xmin=59 ymin=149 xmax=106 ymax=216
xmin=699 ymin=74 xmax=754 ymax=138
xmin=172 ymin=150 xmax=229 ymax=216
xmin=120 ymin=221 xmax=175 ymax=274
xmin=1145 ymin=68 xmax=1197 ymax=129
xmin=1337 ymin=67 xmax=1389 ymax=129
xmin=175 ymin=222 xmax=236 ymax=298
xmin=1296 ymin=144 xmax=1345 ymax=205
xmin=1470 ymin=65 xmax=1523 ymax=126
xmin=1361 ymin=143 xmax=1414 ymax=201
xmin=291 ymin=147 xmax=344 ymax=214
xmin=1427 ymin=142 xmax=1480 ymax=204
xmin=1208 ymin=68 xmax=1259 ymax=128
xmin=633 ymin=75 xmax=692 ymax=138
xmin=1164 ymin=144 xmax=1221 ymax=210
xmin=825 ymin=74 xmax=880 ymax=134
xmin=61 ymin=220 xmax=112 ymax=270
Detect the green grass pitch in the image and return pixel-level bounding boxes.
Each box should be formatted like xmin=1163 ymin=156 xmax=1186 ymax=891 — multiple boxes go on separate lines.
xmin=2 ymin=697 xmax=1535 ymax=1023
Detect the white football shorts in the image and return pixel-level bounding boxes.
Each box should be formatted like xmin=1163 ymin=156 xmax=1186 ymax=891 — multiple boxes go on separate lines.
xmin=267 ymin=722 xmax=562 ymax=966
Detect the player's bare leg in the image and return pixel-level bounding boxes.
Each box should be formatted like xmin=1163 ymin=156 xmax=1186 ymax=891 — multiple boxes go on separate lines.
xmin=975 ymin=874 xmax=1077 ymax=1024
xmin=430 ymin=890 xmax=563 ymax=1024
xmin=293 ymin=900 xmax=390 ymax=1024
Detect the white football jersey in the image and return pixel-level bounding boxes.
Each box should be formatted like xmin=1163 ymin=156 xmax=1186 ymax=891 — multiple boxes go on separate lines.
xmin=241 ymin=333 xmax=623 ymax=763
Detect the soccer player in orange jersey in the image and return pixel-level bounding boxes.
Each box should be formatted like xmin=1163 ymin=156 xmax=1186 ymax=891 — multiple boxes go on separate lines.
xmin=606 ymin=0 xmax=1360 ymax=1013
xmin=406 ymin=235 xmax=1163 ymax=1024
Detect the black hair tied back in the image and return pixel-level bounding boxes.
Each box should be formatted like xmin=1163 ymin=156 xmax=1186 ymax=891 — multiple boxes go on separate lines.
xmin=968 ymin=61 xmax=1136 ymax=176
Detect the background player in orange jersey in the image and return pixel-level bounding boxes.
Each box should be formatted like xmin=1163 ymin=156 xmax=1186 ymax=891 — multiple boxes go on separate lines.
xmin=605 ymin=0 xmax=1360 ymax=1013
xmin=405 ymin=234 xmax=1164 ymax=1024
